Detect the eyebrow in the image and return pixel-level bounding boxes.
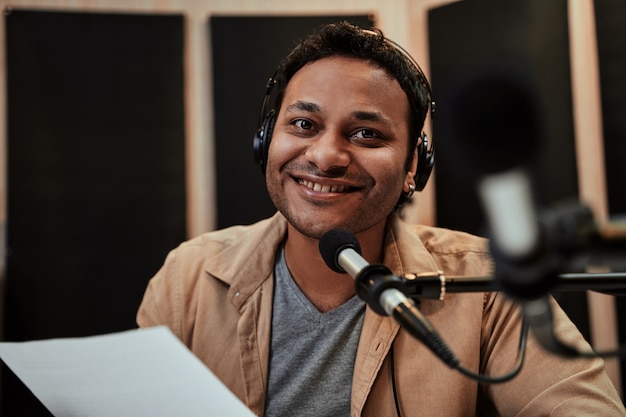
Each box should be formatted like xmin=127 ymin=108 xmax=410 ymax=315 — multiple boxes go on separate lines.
xmin=285 ymin=100 xmax=321 ymax=113
xmin=352 ymin=110 xmax=386 ymax=123
xmin=352 ymin=110 xmax=395 ymax=129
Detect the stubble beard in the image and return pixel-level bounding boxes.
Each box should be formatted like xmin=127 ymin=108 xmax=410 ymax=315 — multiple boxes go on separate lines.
xmin=266 ymin=177 xmax=395 ymax=240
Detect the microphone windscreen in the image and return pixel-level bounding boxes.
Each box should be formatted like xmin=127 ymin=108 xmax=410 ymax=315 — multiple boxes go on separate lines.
xmin=319 ymin=229 xmax=362 ymax=273
xmin=438 ymin=68 xmax=543 ymax=176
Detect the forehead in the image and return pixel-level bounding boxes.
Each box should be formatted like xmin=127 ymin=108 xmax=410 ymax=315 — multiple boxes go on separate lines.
xmin=280 ymin=56 xmax=410 ymax=120
xmin=286 ymin=55 xmax=395 ymax=90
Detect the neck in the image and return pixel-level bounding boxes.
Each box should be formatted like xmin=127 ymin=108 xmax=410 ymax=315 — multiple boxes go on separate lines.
xmin=283 ymin=223 xmax=387 ymax=313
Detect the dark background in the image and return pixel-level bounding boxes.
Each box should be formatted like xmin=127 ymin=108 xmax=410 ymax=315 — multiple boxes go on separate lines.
xmin=4 ymin=10 xmax=187 ymax=416
xmin=595 ymin=0 xmax=626 ymax=218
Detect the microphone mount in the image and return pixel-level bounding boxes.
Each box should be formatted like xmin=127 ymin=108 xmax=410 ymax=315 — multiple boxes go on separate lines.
xmin=353 ymin=264 xmax=407 ymax=316
xmin=401 ymin=271 xmax=626 ymax=301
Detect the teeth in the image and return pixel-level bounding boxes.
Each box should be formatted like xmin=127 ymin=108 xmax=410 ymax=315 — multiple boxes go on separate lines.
xmin=299 ymin=179 xmax=348 ymax=193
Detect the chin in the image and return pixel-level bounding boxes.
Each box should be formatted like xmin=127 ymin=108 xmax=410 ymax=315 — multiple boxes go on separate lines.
xmin=282 ymin=213 xmax=340 ymax=239
xmin=291 ymin=221 xmax=336 ymax=240
xmin=288 ymin=214 xmax=383 ymax=241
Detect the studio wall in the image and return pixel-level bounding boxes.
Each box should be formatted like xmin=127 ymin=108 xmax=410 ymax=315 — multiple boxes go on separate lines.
xmin=3 ymin=10 xmax=186 ymax=415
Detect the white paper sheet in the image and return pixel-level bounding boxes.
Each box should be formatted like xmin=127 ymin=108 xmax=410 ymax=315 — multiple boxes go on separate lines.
xmin=0 ymin=326 xmax=255 ymax=417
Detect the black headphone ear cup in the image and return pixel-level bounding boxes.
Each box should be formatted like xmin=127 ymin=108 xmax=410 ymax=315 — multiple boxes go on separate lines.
xmin=414 ymin=132 xmax=435 ymax=191
xmin=253 ymin=109 xmax=276 ymax=174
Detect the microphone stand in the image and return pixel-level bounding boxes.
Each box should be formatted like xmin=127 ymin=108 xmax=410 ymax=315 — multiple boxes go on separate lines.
xmin=402 ymin=271 xmax=626 ymax=301
xmin=468 ymin=200 xmax=626 ymax=358
xmin=402 ymin=201 xmax=626 ymax=301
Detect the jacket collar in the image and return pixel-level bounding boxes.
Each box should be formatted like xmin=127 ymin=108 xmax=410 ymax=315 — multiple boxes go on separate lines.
xmin=202 ymin=211 xmax=440 ymax=309
xmin=351 ymin=215 xmax=443 ymax=415
xmin=203 ymin=212 xmax=287 ymax=309
xmin=383 ymin=213 xmax=441 ymax=277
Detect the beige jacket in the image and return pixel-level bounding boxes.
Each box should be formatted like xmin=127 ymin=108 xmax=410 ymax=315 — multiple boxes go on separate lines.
xmin=137 ymin=212 xmax=625 ymax=416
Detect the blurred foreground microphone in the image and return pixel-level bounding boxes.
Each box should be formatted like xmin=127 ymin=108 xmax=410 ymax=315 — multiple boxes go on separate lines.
xmin=319 ymin=229 xmax=459 ymax=368
xmin=438 ymin=69 xmax=574 ymax=355
xmin=438 ymin=69 xmax=557 ymax=299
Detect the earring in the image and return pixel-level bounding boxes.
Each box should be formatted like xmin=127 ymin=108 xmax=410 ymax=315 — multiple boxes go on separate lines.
xmin=404 ymin=183 xmax=415 ymax=199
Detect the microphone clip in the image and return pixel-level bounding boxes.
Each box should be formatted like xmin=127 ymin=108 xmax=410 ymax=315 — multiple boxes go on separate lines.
xmin=354 ymin=264 xmax=409 ymax=316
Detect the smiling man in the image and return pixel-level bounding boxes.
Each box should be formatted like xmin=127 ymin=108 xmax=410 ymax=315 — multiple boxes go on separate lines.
xmin=137 ymin=21 xmax=625 ymax=417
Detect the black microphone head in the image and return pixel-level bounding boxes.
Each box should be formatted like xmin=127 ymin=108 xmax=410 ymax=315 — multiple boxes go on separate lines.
xmin=438 ymin=67 xmax=543 ymax=176
xmin=319 ymin=229 xmax=362 ymax=274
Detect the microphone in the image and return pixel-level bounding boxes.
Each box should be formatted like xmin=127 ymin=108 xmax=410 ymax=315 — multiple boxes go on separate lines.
xmin=319 ymin=229 xmax=459 ymax=368
xmin=438 ymin=68 xmax=559 ymax=298
xmin=439 ymin=69 xmax=584 ymax=356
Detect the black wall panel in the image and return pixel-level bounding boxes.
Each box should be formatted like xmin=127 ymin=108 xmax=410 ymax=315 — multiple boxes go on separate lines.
xmin=595 ymin=0 xmax=626 ymax=218
xmin=4 ymin=10 xmax=186 ymax=415
xmin=429 ymin=0 xmax=578 ymax=235
xmin=210 ymin=15 xmax=374 ymax=229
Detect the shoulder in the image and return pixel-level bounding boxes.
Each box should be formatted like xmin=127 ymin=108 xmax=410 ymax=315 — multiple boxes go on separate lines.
xmin=170 ymin=213 xmax=286 ymax=261
xmin=412 ymin=224 xmax=488 ymax=255
xmin=159 ymin=213 xmax=287 ymax=294
xmin=137 ymin=213 xmax=286 ymax=332
xmin=399 ymin=220 xmax=492 ymax=277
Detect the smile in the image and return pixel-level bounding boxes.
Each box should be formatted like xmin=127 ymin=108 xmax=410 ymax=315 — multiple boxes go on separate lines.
xmin=298 ymin=179 xmax=352 ymax=193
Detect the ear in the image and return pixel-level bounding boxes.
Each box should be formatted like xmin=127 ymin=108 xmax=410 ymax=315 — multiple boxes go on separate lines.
xmin=406 ymin=145 xmax=414 ymax=181
xmin=404 ymin=146 xmax=419 ymax=189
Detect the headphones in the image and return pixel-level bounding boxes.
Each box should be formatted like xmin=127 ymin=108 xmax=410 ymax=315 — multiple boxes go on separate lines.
xmin=252 ymin=75 xmax=279 ymax=176
xmin=252 ymin=31 xmax=436 ymax=193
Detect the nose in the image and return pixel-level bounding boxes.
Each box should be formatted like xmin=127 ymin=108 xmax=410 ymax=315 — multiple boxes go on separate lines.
xmin=304 ymin=130 xmax=350 ymax=173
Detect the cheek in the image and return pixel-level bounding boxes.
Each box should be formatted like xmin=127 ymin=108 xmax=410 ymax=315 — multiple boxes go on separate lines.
xmin=267 ymin=134 xmax=299 ymax=169
xmin=361 ymin=151 xmax=408 ymax=182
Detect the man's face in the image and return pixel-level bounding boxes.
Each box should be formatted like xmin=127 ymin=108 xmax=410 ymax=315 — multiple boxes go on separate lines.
xmin=265 ymin=56 xmax=415 ymax=239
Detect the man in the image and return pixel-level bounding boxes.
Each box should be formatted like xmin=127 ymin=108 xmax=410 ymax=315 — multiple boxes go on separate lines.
xmin=137 ymin=21 xmax=625 ymax=416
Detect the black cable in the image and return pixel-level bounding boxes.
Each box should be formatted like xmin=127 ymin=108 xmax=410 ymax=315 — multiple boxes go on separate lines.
xmin=388 ymin=317 xmax=529 ymax=417
xmin=390 ymin=341 xmax=402 ymax=417
xmin=393 ymin=297 xmax=530 ymax=383
xmin=522 ymin=297 xmax=626 ymax=359
xmin=457 ymin=317 xmax=529 ymax=384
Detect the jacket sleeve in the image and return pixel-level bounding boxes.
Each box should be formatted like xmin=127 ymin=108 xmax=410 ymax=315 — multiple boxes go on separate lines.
xmin=136 ymin=249 xmax=184 ymax=338
xmin=480 ymin=292 xmax=625 ymax=416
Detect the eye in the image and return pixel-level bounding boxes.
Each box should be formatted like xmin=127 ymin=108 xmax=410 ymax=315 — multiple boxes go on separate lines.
xmin=352 ymin=128 xmax=381 ymax=140
xmin=293 ymin=119 xmax=314 ymax=131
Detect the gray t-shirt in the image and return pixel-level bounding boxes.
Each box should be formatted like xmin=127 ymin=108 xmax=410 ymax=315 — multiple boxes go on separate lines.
xmin=264 ymin=245 xmax=366 ymax=417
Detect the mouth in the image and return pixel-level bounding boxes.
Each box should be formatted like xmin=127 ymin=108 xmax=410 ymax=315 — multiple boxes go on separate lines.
xmin=297 ymin=178 xmax=355 ymax=193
